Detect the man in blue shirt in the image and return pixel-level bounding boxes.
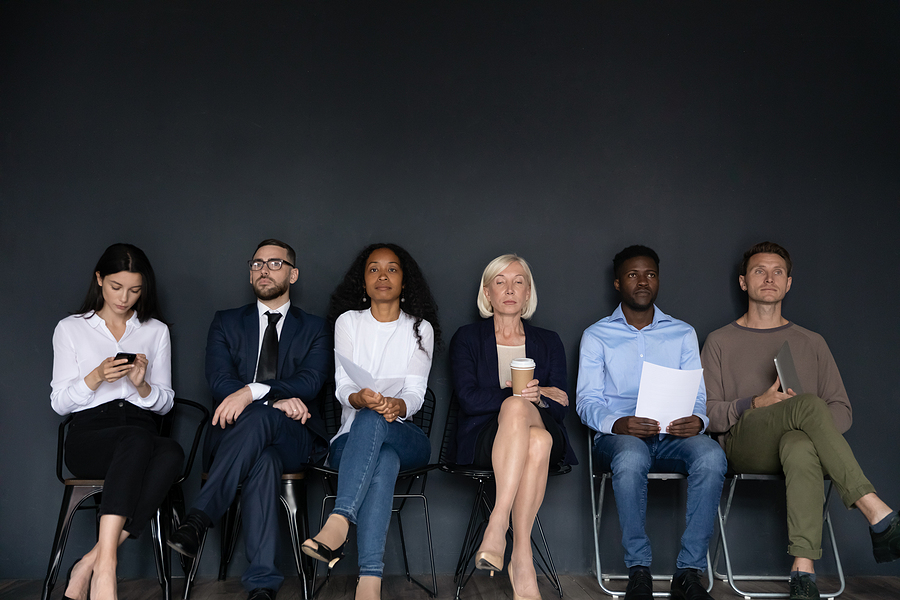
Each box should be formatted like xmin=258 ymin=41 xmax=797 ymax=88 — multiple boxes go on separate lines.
xmin=577 ymin=245 xmax=726 ymax=600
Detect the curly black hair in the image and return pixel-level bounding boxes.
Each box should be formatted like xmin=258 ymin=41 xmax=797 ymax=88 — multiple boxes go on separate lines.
xmin=327 ymin=243 xmax=442 ymax=352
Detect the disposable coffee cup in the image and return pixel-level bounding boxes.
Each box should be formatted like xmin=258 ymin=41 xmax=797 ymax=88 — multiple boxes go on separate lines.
xmin=510 ymin=357 xmax=536 ymax=396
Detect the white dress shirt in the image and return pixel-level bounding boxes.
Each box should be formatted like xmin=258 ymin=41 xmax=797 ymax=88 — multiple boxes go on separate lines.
xmin=333 ymin=309 xmax=434 ymax=442
xmin=247 ymin=300 xmax=291 ymax=401
xmin=51 ymin=312 xmax=174 ymax=415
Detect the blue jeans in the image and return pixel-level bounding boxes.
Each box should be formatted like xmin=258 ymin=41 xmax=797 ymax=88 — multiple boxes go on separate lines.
xmin=593 ymin=433 xmax=726 ymax=571
xmin=329 ymin=409 xmax=431 ymax=577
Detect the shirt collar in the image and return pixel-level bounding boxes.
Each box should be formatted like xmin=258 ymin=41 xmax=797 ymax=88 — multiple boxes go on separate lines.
xmin=609 ymin=303 xmax=672 ymax=328
xmin=257 ymin=299 xmax=290 ymax=319
xmin=85 ymin=310 xmax=142 ymax=330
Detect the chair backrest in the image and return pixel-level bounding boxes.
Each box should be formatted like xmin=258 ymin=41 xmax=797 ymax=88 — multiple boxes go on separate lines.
xmin=411 ymin=387 xmax=436 ymax=437
xmin=438 ymin=395 xmax=461 ymax=466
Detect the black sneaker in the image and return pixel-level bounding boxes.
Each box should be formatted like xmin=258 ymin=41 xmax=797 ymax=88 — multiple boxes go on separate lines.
xmin=872 ymin=513 xmax=900 ymax=563
xmin=166 ymin=512 xmax=207 ymax=558
xmin=625 ymin=569 xmax=653 ymax=600
xmin=670 ymin=569 xmax=712 ymax=600
xmin=789 ymin=573 xmax=820 ymax=600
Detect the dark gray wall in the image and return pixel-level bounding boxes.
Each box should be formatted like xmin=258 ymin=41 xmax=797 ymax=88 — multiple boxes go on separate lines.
xmin=1 ymin=0 xmax=898 ymax=581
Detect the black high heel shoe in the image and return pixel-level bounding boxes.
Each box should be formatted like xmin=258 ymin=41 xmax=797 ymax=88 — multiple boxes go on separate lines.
xmin=301 ymin=537 xmax=347 ymax=569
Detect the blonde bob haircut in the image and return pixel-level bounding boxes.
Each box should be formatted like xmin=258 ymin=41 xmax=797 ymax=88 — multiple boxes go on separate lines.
xmin=477 ymin=254 xmax=538 ymax=319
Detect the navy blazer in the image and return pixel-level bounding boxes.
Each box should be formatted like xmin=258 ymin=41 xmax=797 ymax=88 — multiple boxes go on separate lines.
xmin=203 ymin=303 xmax=332 ymax=467
xmin=449 ymin=318 xmax=577 ymax=466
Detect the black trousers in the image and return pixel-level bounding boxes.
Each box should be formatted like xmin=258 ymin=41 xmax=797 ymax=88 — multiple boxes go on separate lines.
xmin=65 ymin=401 xmax=184 ymax=538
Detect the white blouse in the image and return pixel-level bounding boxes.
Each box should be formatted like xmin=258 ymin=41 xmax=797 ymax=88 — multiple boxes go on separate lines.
xmin=333 ymin=309 xmax=434 ymax=442
xmin=50 ymin=312 xmax=175 ymax=415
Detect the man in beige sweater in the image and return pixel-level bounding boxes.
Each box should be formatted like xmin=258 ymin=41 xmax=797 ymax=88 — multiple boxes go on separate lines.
xmin=701 ymin=241 xmax=899 ymax=600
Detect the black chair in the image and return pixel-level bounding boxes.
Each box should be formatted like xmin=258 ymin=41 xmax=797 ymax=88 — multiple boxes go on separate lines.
xmin=712 ymin=473 xmax=845 ymax=599
xmin=308 ymin=388 xmax=439 ymax=598
xmin=439 ymin=398 xmax=568 ymax=600
xmin=42 ymin=398 xmax=209 ymax=600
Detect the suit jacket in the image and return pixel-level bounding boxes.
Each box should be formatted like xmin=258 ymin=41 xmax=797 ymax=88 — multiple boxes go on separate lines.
xmin=203 ymin=302 xmax=332 ymax=467
xmin=449 ymin=318 xmax=577 ymax=466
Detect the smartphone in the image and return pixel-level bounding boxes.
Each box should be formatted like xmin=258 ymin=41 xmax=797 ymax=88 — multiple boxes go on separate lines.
xmin=115 ymin=352 xmax=137 ymax=364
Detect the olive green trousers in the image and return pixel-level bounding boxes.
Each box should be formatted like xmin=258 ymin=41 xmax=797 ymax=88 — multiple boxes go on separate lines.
xmin=726 ymin=394 xmax=875 ymax=560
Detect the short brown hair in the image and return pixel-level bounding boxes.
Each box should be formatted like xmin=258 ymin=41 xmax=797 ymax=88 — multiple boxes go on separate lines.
xmin=740 ymin=241 xmax=792 ymax=276
xmin=255 ymin=238 xmax=296 ymax=266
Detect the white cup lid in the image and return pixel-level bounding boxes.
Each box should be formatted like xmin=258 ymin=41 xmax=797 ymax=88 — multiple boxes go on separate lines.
xmin=510 ymin=357 xmax=536 ymax=369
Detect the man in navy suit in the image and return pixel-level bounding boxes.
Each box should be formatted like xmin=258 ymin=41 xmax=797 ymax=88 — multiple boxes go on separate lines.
xmin=168 ymin=239 xmax=330 ymax=600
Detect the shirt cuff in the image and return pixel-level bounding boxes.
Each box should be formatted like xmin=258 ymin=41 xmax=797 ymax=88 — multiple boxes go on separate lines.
xmin=734 ymin=396 xmax=754 ymax=419
xmin=72 ymin=378 xmax=96 ymax=404
xmin=248 ymin=382 xmax=270 ymax=403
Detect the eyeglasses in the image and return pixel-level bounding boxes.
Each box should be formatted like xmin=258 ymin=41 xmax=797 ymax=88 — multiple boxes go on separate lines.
xmin=248 ymin=259 xmax=295 ymax=271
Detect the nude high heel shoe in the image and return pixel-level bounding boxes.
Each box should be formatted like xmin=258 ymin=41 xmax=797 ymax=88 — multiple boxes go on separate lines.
xmin=508 ymin=561 xmax=541 ymax=600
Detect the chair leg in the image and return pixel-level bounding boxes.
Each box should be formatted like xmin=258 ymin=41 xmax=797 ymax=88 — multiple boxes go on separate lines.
xmin=42 ymin=486 xmax=102 ymax=600
xmin=531 ymin=514 xmax=563 ymax=598
xmin=182 ymin=527 xmax=209 ymax=600
xmin=394 ymin=490 xmax=438 ymax=597
xmin=219 ymin=493 xmax=242 ymax=581
xmin=150 ymin=506 xmax=172 ymax=600
xmin=280 ymin=479 xmax=310 ymax=600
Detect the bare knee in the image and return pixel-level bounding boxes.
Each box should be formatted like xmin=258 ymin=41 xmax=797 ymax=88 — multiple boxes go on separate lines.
xmin=497 ymin=396 xmax=537 ymax=428
xmin=527 ymin=427 xmax=553 ymax=462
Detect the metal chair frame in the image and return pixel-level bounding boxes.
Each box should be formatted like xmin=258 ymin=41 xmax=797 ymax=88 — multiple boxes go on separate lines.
xmin=440 ymin=399 xmax=567 ymax=600
xmin=309 ymin=388 xmax=439 ymax=599
xmin=183 ymin=471 xmax=312 ymax=600
xmin=712 ymin=473 xmax=845 ymax=599
xmin=588 ymin=431 xmax=713 ymax=598
xmin=42 ymin=398 xmax=209 ymax=600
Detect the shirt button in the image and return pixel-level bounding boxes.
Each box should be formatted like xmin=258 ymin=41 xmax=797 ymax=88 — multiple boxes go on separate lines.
xmin=118 ymin=401 xmax=124 ymax=407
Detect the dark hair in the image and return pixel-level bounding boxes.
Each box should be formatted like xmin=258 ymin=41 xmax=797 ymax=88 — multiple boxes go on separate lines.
xmin=740 ymin=241 xmax=792 ymax=276
xmin=327 ymin=243 xmax=442 ymax=352
xmin=255 ymin=238 xmax=296 ymax=266
xmin=613 ymin=245 xmax=660 ymax=279
xmin=74 ymin=243 xmax=166 ymax=323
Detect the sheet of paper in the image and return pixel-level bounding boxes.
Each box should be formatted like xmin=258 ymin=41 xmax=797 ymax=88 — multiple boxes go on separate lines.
xmin=335 ymin=352 xmax=405 ymax=397
xmin=634 ymin=361 xmax=703 ymax=429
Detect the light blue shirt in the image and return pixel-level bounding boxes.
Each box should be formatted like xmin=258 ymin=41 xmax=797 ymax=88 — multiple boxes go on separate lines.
xmin=576 ymin=303 xmax=708 ymax=438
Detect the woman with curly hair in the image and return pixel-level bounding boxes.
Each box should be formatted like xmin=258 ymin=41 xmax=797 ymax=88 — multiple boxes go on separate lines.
xmin=302 ymin=243 xmax=441 ymax=600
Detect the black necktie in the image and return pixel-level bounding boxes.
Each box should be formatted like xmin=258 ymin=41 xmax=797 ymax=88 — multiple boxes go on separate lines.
xmin=256 ymin=311 xmax=282 ymax=382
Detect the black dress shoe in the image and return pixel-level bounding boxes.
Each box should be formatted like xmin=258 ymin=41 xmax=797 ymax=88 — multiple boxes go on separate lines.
xmin=789 ymin=574 xmax=820 ymax=600
xmin=671 ymin=569 xmax=712 ymax=600
xmin=166 ymin=513 xmax=207 ymax=558
xmin=625 ymin=569 xmax=653 ymax=600
xmin=872 ymin=513 xmax=900 ymax=563
xmin=247 ymin=588 xmax=277 ymax=600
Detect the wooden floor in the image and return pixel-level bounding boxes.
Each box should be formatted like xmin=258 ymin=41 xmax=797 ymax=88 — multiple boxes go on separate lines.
xmin=5 ymin=574 xmax=900 ymax=600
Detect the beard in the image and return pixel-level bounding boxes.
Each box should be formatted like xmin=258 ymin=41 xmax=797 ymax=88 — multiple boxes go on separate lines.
xmin=253 ymin=277 xmax=289 ymax=301
xmin=622 ymin=293 xmax=655 ymax=312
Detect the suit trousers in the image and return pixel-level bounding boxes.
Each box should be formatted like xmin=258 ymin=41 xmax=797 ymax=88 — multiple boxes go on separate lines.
xmin=195 ymin=401 xmax=314 ymax=592
xmin=65 ymin=401 xmax=184 ymax=538
xmin=726 ymin=394 xmax=875 ymax=560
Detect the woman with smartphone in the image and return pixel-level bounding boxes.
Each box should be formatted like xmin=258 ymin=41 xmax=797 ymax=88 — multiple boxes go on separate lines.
xmin=51 ymin=243 xmax=183 ymax=600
